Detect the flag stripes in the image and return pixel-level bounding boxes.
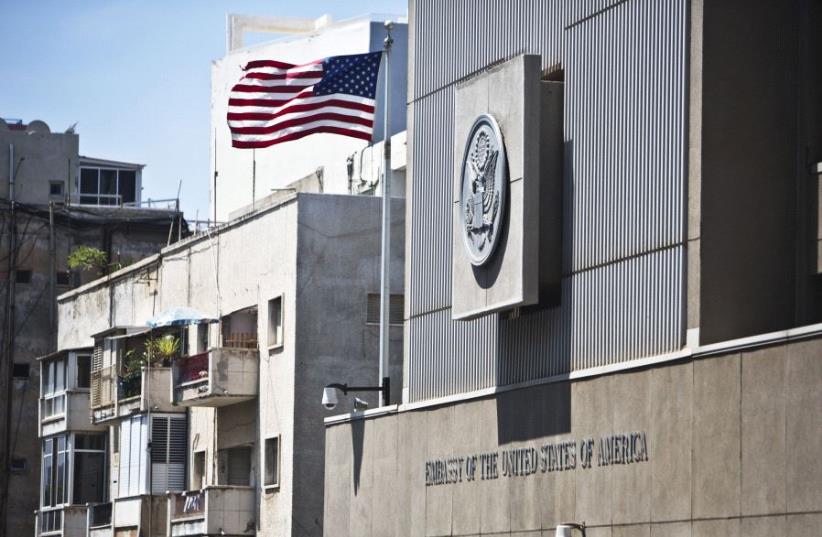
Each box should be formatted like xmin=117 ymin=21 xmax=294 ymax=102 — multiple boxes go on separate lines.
xmin=227 ymin=52 xmax=382 ymax=149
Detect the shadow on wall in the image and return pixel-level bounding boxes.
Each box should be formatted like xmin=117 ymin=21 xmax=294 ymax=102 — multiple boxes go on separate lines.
xmin=350 ymin=418 xmax=365 ymax=494
xmin=495 ymin=139 xmax=574 ymax=443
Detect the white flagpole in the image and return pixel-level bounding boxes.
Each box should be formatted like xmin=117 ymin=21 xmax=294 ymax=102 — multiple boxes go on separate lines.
xmin=378 ymin=21 xmax=394 ymax=406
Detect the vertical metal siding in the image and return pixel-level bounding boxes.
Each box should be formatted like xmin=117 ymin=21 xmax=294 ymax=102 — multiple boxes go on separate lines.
xmin=406 ymin=0 xmax=688 ymax=402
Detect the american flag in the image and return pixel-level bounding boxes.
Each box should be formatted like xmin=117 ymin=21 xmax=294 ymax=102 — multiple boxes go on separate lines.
xmin=227 ymin=51 xmax=383 ymax=149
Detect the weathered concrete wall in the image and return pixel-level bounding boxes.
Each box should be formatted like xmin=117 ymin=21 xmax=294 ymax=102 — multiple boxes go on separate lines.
xmin=324 ymin=335 xmax=822 ymax=536
xmin=0 ymin=120 xmax=78 ymax=205
xmin=288 ymin=194 xmax=404 ymax=537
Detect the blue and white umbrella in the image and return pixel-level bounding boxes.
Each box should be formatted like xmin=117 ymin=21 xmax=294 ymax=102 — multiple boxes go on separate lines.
xmin=147 ymin=307 xmax=218 ymax=328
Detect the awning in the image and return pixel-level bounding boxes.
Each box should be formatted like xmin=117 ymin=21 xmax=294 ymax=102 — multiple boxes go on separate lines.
xmin=147 ymin=307 xmax=219 ymax=328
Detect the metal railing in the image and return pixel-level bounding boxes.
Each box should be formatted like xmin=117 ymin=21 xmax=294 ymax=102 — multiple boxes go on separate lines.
xmin=176 ymin=352 xmax=209 ymax=385
xmin=223 ymin=332 xmax=258 ymax=349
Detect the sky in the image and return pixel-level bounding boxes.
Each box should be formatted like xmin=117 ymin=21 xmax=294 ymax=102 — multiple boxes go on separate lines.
xmin=0 ymin=0 xmax=407 ymax=219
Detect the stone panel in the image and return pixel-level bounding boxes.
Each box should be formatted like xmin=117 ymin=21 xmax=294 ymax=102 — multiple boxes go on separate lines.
xmin=425 ymin=406 xmax=455 ymax=536
xmin=323 ymin=424 xmax=352 ymax=537
xmin=650 ymin=362 xmax=692 ymax=521
xmin=611 ymin=370 xmax=651 ymax=525
xmin=740 ymin=515 xmax=785 ymax=537
xmin=741 ymin=346 xmax=786 ymax=515
xmin=397 ymin=410 xmax=428 ymax=537
xmin=451 ymin=54 xmax=542 ymax=319
xmin=786 ymin=513 xmax=822 ymax=537
xmin=572 ymin=375 xmax=612 ymax=526
xmin=650 ymin=521 xmax=691 ymax=537
xmin=786 ymin=340 xmax=822 ymax=512
xmin=692 ymin=355 xmax=740 ymax=519
xmin=370 ymin=415 xmax=399 ymax=537
xmin=692 ymin=519 xmax=739 ymax=537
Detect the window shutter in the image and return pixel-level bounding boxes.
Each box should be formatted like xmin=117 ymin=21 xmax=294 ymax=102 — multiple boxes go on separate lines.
xmin=90 ymin=343 xmax=103 ymax=408
xmin=150 ymin=415 xmax=186 ymax=494
xmin=367 ymin=294 xmax=405 ymax=325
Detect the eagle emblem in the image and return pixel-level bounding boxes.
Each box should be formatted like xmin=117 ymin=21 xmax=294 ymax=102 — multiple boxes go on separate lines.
xmin=459 ymin=114 xmax=507 ymax=266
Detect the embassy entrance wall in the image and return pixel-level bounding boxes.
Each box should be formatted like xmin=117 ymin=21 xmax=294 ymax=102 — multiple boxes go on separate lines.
xmin=323 ymin=332 xmax=822 ymax=537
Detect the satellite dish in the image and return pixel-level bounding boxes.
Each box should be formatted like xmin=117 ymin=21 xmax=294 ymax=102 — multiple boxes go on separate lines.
xmin=26 ymin=120 xmax=51 ymax=134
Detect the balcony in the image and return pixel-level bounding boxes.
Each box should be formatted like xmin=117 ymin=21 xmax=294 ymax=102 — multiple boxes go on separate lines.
xmin=167 ymin=487 xmax=255 ymax=537
xmin=111 ymin=495 xmax=167 ymax=537
xmin=171 ymin=348 xmax=258 ymax=407
xmin=87 ymin=503 xmax=112 ymax=537
xmin=90 ymin=365 xmax=177 ymax=423
xmin=34 ymin=505 xmax=88 ymax=537
xmin=38 ymin=349 xmax=104 ymax=437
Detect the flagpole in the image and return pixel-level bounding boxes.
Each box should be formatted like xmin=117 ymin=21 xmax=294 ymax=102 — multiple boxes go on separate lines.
xmin=378 ymin=21 xmax=394 ymax=406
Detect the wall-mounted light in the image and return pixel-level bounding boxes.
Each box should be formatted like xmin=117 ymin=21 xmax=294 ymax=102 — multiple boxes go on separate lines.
xmin=321 ymin=378 xmax=390 ymax=411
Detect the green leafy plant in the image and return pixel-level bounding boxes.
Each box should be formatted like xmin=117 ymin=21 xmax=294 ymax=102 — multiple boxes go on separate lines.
xmin=67 ymin=245 xmax=108 ymax=273
xmin=151 ymin=335 xmax=181 ymax=362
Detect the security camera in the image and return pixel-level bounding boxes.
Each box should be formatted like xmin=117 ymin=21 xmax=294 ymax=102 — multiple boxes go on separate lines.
xmin=353 ymin=398 xmax=369 ymax=412
xmin=322 ymin=386 xmax=338 ymax=410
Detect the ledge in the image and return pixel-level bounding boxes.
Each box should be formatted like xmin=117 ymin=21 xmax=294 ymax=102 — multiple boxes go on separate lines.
xmin=324 ymin=320 xmax=822 ymax=426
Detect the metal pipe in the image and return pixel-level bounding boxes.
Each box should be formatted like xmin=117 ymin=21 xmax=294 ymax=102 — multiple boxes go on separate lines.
xmin=378 ymin=21 xmax=394 ymax=406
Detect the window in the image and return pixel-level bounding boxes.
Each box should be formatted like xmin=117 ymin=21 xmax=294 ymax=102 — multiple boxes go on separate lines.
xmin=11 ymin=457 xmax=26 ymax=473
xmin=149 ymin=415 xmax=187 ymax=494
xmin=56 ymin=271 xmax=71 ymax=286
xmin=49 ymin=181 xmax=64 ymax=196
xmin=366 ymin=293 xmax=404 ymax=325
xmin=76 ymin=354 xmax=91 ymax=389
xmin=223 ymin=446 xmax=251 ymax=486
xmin=192 ymin=451 xmax=206 ymax=490
xmin=267 ymin=296 xmax=283 ymax=348
xmin=42 ymin=435 xmax=68 ymax=507
xmin=42 ymin=358 xmax=67 ymax=418
xmin=13 ymin=363 xmax=29 ymax=379
xmin=197 ymin=324 xmax=208 ymax=353
xmin=264 ymin=436 xmax=280 ymax=489
xmin=15 ymin=270 xmax=32 ymax=284
xmin=73 ymin=434 xmax=106 ymax=504
xmin=79 ymin=167 xmax=138 ymax=206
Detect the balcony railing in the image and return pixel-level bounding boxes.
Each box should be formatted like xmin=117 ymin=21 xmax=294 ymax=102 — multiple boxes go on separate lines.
xmin=172 ymin=348 xmax=258 ymax=407
xmin=171 ymin=491 xmax=204 ymax=520
xmin=167 ymin=487 xmax=254 ymax=537
xmin=222 ymin=332 xmax=258 ymax=349
xmin=88 ymin=502 xmax=112 ymax=528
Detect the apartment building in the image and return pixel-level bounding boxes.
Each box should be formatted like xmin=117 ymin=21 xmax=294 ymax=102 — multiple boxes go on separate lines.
xmin=322 ymin=1 xmax=822 ymax=536
xmin=38 ymin=188 xmax=404 ymax=537
xmin=0 ymin=118 xmax=186 ymax=537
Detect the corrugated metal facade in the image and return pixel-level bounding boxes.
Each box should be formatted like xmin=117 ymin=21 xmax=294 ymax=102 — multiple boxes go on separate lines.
xmin=407 ymin=0 xmax=688 ymax=402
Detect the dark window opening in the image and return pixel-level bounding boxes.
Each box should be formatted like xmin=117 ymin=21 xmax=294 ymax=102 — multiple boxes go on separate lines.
xmin=49 ymin=181 xmax=64 ymax=196
xmin=13 ymin=363 xmax=29 ymax=379
xmin=366 ymin=293 xmax=404 ymax=325
xmin=76 ymin=355 xmax=91 ymax=389
xmin=56 ymin=271 xmax=71 ymax=286
xmin=16 ymin=270 xmax=32 ymax=284
xmin=11 ymin=457 xmax=26 ymax=473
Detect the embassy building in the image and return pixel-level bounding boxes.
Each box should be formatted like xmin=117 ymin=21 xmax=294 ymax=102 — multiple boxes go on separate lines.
xmin=323 ymin=1 xmax=822 ymax=536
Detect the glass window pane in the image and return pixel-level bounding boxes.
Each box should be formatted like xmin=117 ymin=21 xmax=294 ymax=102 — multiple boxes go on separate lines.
xmin=264 ymin=437 xmax=278 ymax=486
xmin=73 ymin=452 xmax=105 ymax=504
xmin=54 ymin=359 xmax=65 ymax=391
xmin=118 ymin=170 xmax=136 ymax=204
xmin=76 ymin=355 xmax=91 ymax=389
xmin=42 ymin=440 xmax=53 ymax=506
xmin=75 ymin=434 xmax=105 ymax=451
xmin=42 ymin=362 xmax=51 ymax=395
xmin=100 ymin=170 xmax=117 ymax=205
xmin=80 ymin=169 xmax=99 ymax=194
xmin=56 ymin=451 xmax=65 ymax=504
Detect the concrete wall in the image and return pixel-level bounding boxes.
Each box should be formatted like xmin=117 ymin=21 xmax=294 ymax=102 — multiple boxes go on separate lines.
xmin=288 ymin=194 xmax=404 ymax=537
xmin=210 ymin=16 xmax=408 ymax=221
xmin=324 ymin=334 xmax=822 ymax=536
xmin=0 ymin=119 xmax=78 ymax=206
xmin=698 ymin=0 xmax=822 ymax=343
